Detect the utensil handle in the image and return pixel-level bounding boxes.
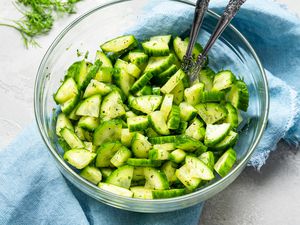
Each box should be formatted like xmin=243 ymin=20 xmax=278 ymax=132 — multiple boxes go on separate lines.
xmin=200 ymin=0 xmax=246 ymax=58
xmin=185 ymin=0 xmax=210 ymax=58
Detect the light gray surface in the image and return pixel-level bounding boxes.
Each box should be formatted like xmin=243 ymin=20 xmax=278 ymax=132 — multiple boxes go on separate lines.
xmin=0 ymin=0 xmax=299 ymax=225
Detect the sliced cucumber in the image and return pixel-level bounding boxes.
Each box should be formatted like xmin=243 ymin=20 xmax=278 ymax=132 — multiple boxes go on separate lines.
xmin=130 ymin=72 xmax=153 ymax=93
xmin=100 ymin=168 xmax=113 ymax=180
xmin=127 ymin=158 xmax=161 ymax=167
xmin=144 ymin=54 xmax=175 ymax=76
xmin=98 ymin=182 xmax=133 ymax=197
xmin=110 ymin=146 xmax=132 ymax=167
xmin=130 ymin=186 xmax=153 ymax=199
xmin=132 ymin=167 xmax=145 ymax=181
xmin=152 ymin=189 xmax=185 ymax=199
xmin=61 ymin=93 xmax=81 ymax=115
xmin=131 ymin=133 xmax=152 ymax=158
xmin=199 ymin=67 xmax=215 ymax=91
xmin=106 ymin=165 xmax=134 ymax=189
xmin=129 ymin=95 xmax=162 ymax=114
xmin=214 ymin=148 xmax=236 ymax=177
xmin=113 ymin=68 xmax=135 ymax=96
xmin=179 ymin=102 xmax=197 ymax=122
xmin=100 ymin=35 xmax=138 ymax=56
xmin=54 ymin=77 xmax=79 ymax=104
xmin=76 ymin=94 xmax=101 ymax=118
xmin=150 ymin=35 xmax=172 ymax=44
xmin=173 ymin=36 xmax=203 ymax=61
xmin=60 ymin=128 xmax=85 ymax=149
xmin=204 ymin=123 xmax=231 ymax=147
xmin=199 ymin=151 xmax=215 ymax=170
xmin=175 ymin=121 xmax=188 ymax=134
xmin=74 ymin=126 xmax=86 ymax=141
xmin=161 ymin=161 xmax=178 ymax=184
xmin=213 ymin=70 xmax=236 ymax=91
xmin=78 ymin=116 xmax=99 ymax=131
xmin=149 ymin=149 xmax=170 ymax=160
xmin=95 ymin=141 xmax=122 ymax=167
xmin=224 ymin=103 xmax=239 ymax=129
xmin=127 ymin=51 xmax=149 ymax=70
xmin=94 ymin=67 xmax=113 ymax=83
xmin=175 ymin=164 xmax=201 ymax=190
xmin=93 ymin=119 xmax=122 ymax=146
xmin=170 ymin=80 xmax=185 ymax=105
xmin=149 ymin=111 xmax=170 ymax=135
xmin=83 ymin=79 xmax=112 ymax=98
xmin=169 ymin=149 xmax=186 ymax=164
xmin=142 ymin=39 xmax=170 ymax=56
xmin=136 ymin=85 xmax=152 ymax=96
xmin=95 ymin=50 xmax=113 ymax=68
xmin=83 ymin=141 xmax=96 ymax=152
xmin=64 ymin=61 xmax=81 ymax=79
xmin=144 ymin=167 xmax=169 ymax=190
xmin=79 ymin=60 xmax=102 ymax=90
xmin=127 ymin=116 xmax=149 ymax=132
xmin=212 ymin=131 xmax=238 ymax=151
xmin=160 ymin=94 xmax=174 ymax=121
xmin=154 ymin=64 xmax=178 ymax=86
xmin=152 ymin=87 xmax=161 ymax=95
xmin=184 ymin=83 xmax=204 ymax=106
xmin=148 ymin=135 xmax=179 ymax=144
xmin=185 ymin=155 xmax=215 ymax=180
xmin=115 ymin=59 xmax=141 ymax=78
xmin=145 ymin=127 xmax=159 ymax=138
xmin=185 ymin=118 xmax=206 ymax=141
xmin=56 ymin=113 xmax=73 ymax=137
xmin=80 ymin=166 xmax=102 ymax=185
xmin=64 ymin=149 xmax=96 ymax=169
xmin=167 ymin=105 xmax=180 ymax=130
xmin=121 ymin=128 xmax=135 ymax=147
xmin=201 ymin=90 xmax=225 ymax=103
xmin=153 ymin=143 xmax=176 ymax=151
xmin=161 ymin=69 xmax=186 ymax=94
xmin=175 ymin=135 xmax=205 ymax=152
xmin=195 ymin=103 xmax=228 ymax=124
xmin=100 ymin=91 xmax=126 ymax=120
xmin=227 ymin=80 xmax=249 ymax=111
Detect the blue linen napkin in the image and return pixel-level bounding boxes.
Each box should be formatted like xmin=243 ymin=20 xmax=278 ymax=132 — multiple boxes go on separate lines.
xmin=0 ymin=0 xmax=300 ymax=224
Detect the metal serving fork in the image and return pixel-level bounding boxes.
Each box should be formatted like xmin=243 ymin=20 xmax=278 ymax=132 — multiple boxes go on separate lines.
xmin=182 ymin=0 xmax=247 ymax=84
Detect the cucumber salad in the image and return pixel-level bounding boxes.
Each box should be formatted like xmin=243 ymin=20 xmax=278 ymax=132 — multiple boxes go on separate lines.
xmin=54 ymin=34 xmax=249 ymax=199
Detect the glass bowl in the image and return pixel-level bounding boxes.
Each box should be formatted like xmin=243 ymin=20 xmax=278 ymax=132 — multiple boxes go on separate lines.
xmin=34 ymin=0 xmax=269 ymax=213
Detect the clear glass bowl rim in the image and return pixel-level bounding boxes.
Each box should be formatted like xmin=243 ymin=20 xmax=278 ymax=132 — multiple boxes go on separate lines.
xmin=34 ymin=0 xmax=269 ymax=206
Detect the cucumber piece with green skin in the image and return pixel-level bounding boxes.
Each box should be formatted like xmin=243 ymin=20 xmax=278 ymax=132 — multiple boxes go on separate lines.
xmin=127 ymin=51 xmax=148 ymax=70
xmin=161 ymin=161 xmax=178 ymax=184
xmin=213 ymin=70 xmax=236 ymax=91
xmin=136 ymin=85 xmax=152 ymax=96
xmin=115 ymin=59 xmax=141 ymax=79
xmin=93 ymin=119 xmax=122 ymax=146
xmin=58 ymin=138 xmax=70 ymax=152
xmin=83 ymin=79 xmax=112 ymax=98
xmin=132 ymin=167 xmax=145 ymax=181
xmin=78 ymin=116 xmax=99 ymax=131
xmin=184 ymin=83 xmax=204 ymax=106
xmin=131 ymin=133 xmax=152 ymax=158
xmin=150 ymin=35 xmax=172 ymax=44
xmin=100 ymin=91 xmax=126 ymax=120
xmin=127 ymin=116 xmax=149 ymax=132
xmin=212 ymin=131 xmax=238 ymax=151
xmin=61 ymin=94 xmax=80 ymax=115
xmin=95 ymin=51 xmax=113 ymax=68
xmin=175 ymin=121 xmax=188 ymax=134
xmin=173 ymin=36 xmax=203 ymax=61
xmin=129 ymin=95 xmax=162 ymax=114
xmin=201 ymin=90 xmax=225 ymax=103
xmin=153 ymin=64 xmax=178 ymax=86
xmin=64 ymin=149 xmax=96 ymax=169
xmin=83 ymin=141 xmax=97 ymax=152
xmin=83 ymin=129 xmax=93 ymax=142
xmin=152 ymin=87 xmax=161 ymax=95
xmin=100 ymin=168 xmax=113 ymax=180
xmin=125 ymin=111 xmax=137 ymax=118
xmin=179 ymin=102 xmax=197 ymax=122
xmin=185 ymin=155 xmax=215 ymax=180
xmin=199 ymin=67 xmax=215 ymax=91
xmin=204 ymin=123 xmax=231 ymax=147
xmin=169 ymin=149 xmax=186 ymax=164
xmin=113 ymin=68 xmax=135 ymax=96
xmin=152 ymin=189 xmax=185 ymax=199
xmin=227 ymin=80 xmax=249 ymax=111
xmin=148 ymin=135 xmax=179 ymax=144
xmin=130 ymin=186 xmax=153 ymax=199
xmin=195 ymin=103 xmax=228 ymax=124
xmin=56 ymin=113 xmax=73 ymax=137
xmin=144 ymin=54 xmax=175 ymax=76
xmin=74 ymin=60 xmax=88 ymax=88
xmin=79 ymin=60 xmax=102 ymax=91
xmin=199 ymin=151 xmax=215 ymax=170
xmin=185 ymin=118 xmax=205 ymax=141
xmin=100 ymin=35 xmax=138 ymax=56
xmin=175 ymin=164 xmax=201 ymax=190
xmin=60 ymin=128 xmax=85 ymax=149
xmin=54 ymin=77 xmax=79 ymax=104
xmin=95 ymin=141 xmax=122 ymax=167
xmin=170 ymin=80 xmax=185 ymax=105
xmin=144 ymin=167 xmax=169 ymax=190
xmin=80 ymin=166 xmax=102 ymax=185
xmin=224 ymin=103 xmax=239 ymax=129
xmin=64 ymin=61 xmax=81 ymax=79
xmin=214 ymin=148 xmax=237 ymax=177
xmin=142 ymin=39 xmax=170 ymax=56
xmin=68 ymin=104 xmax=80 ymax=120
xmin=76 ymin=94 xmax=101 ymax=118
xmin=160 ymin=94 xmax=174 ymax=121
xmin=98 ymin=182 xmax=133 ymax=197
xmin=75 ymin=126 xmax=86 ymax=141
xmin=149 ymin=111 xmax=170 ymax=135
xmin=145 ymin=127 xmax=159 ymax=138
xmin=130 ymin=72 xmax=153 ymax=93
xmin=161 ymin=69 xmax=186 ymax=94
xmin=106 ymin=165 xmax=134 ymax=189
xmin=94 ymin=67 xmax=113 ymax=83
xmin=127 ymin=158 xmax=161 ymax=167
xmin=149 ymin=149 xmax=170 ymax=160
xmin=153 ymin=143 xmax=176 ymax=151
xmin=110 ymin=146 xmax=132 ymax=167
xmin=167 ymin=105 xmax=181 ymax=130
xmin=175 ymin=135 xmax=205 ymax=152
xmin=121 ymin=128 xmax=135 ymax=147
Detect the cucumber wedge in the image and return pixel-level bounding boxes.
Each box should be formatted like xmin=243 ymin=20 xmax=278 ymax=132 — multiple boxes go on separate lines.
xmin=106 ymin=165 xmax=134 ymax=189
xmin=149 ymin=111 xmax=170 ymax=135
xmin=214 ymin=148 xmax=237 ymax=177
xmin=199 ymin=67 xmax=215 ymax=91
xmin=224 ymin=103 xmax=239 ymax=129
xmin=60 ymin=128 xmax=85 ymax=149
xmin=185 ymin=155 xmax=215 ymax=180
xmin=152 ymin=189 xmax=185 ymax=199
xmin=78 ymin=116 xmax=99 ymax=131
xmin=173 ymin=36 xmax=203 ymax=61
xmin=184 ymin=83 xmax=204 ymax=106
xmin=144 ymin=54 xmax=175 ymax=76
xmin=179 ymin=102 xmax=197 ymax=122
xmin=95 ymin=141 xmax=122 ymax=167
xmin=160 ymin=94 xmax=174 ymax=121
xmin=64 ymin=149 xmax=96 ymax=169
xmin=100 ymin=35 xmax=138 ymax=56
xmin=127 ymin=116 xmax=149 ymax=132
xmin=212 ymin=131 xmax=238 ymax=151
xmin=227 ymin=80 xmax=249 ymax=111
xmin=110 ymin=146 xmax=132 ymax=167
xmin=56 ymin=113 xmax=73 ymax=137
xmin=144 ymin=167 xmax=169 ymax=190
xmin=76 ymin=94 xmax=101 ymax=118
xmin=161 ymin=161 xmax=178 ymax=184
xmin=80 ymin=166 xmax=102 ymax=185
xmin=175 ymin=164 xmax=201 ymax=190
xmin=127 ymin=158 xmax=161 ymax=167
xmin=54 ymin=77 xmax=79 ymax=104
xmin=198 ymin=151 xmax=215 ymax=170
xmin=142 ymin=39 xmax=170 ymax=56
xmin=113 ymin=68 xmax=135 ymax=96
xmin=130 ymin=186 xmax=153 ymax=199
xmin=204 ymin=123 xmax=231 ymax=147
xmin=167 ymin=105 xmax=181 ymax=130
xmin=213 ymin=70 xmax=236 ymax=91
xmin=131 ymin=133 xmax=152 ymax=158
xmin=129 ymin=95 xmax=162 ymax=114
xmin=93 ymin=119 xmax=122 ymax=146
xmin=175 ymin=135 xmax=206 ymax=152
xmin=83 ymin=79 xmax=112 ymax=98
xmin=161 ymin=69 xmax=186 ymax=94
xmin=100 ymin=91 xmax=126 ymax=120
xmin=195 ymin=103 xmax=228 ymax=124
xmin=169 ymin=149 xmax=186 ymax=164
xmin=98 ymin=182 xmax=133 ymax=197
xmin=130 ymin=72 xmax=153 ymax=93
xmin=95 ymin=50 xmax=113 ymax=68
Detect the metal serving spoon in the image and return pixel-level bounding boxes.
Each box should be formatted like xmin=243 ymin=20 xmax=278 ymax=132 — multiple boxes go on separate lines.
xmin=183 ymin=0 xmax=247 ymax=84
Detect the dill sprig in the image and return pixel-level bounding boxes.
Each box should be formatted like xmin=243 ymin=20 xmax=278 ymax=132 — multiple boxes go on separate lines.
xmin=0 ymin=0 xmax=81 ymax=48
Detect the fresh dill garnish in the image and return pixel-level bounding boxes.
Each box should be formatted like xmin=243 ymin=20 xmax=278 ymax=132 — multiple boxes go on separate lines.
xmin=0 ymin=0 xmax=81 ymax=48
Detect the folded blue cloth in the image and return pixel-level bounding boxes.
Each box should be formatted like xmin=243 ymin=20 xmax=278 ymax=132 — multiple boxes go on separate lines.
xmin=0 ymin=0 xmax=299 ymax=224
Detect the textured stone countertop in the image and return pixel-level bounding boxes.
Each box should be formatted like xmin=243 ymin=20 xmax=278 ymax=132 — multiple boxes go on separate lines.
xmin=0 ymin=1 xmax=299 ymax=225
